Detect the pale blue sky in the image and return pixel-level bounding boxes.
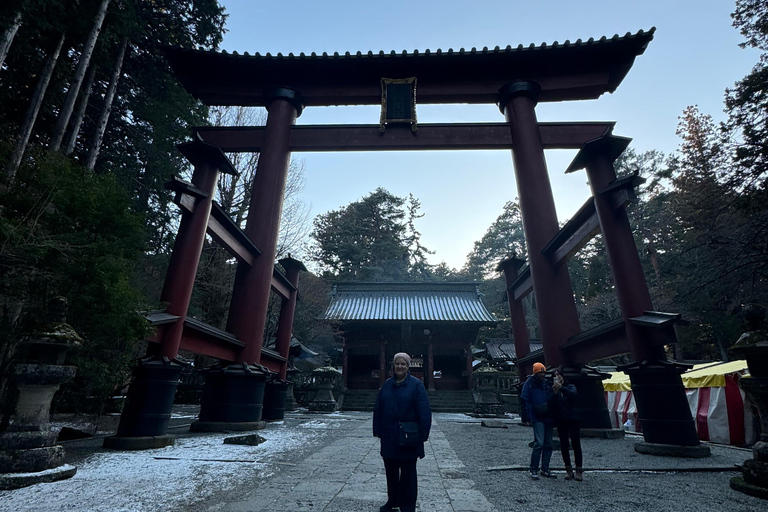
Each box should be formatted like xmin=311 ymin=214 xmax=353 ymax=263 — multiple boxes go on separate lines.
xmin=218 ymin=0 xmax=760 ymax=269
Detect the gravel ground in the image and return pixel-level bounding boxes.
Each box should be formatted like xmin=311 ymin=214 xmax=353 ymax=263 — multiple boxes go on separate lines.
xmin=14 ymin=409 xmax=765 ymax=512
xmin=433 ymin=413 xmax=765 ymax=512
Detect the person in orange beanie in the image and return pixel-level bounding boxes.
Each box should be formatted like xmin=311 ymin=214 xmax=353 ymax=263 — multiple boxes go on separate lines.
xmin=520 ymin=362 xmax=556 ymax=479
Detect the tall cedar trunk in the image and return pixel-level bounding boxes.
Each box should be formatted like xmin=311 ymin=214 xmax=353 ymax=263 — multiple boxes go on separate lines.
xmin=63 ymin=62 xmax=98 ymax=155
xmin=50 ymin=0 xmax=110 ymax=151
xmin=85 ymin=36 xmax=127 ymax=171
xmin=4 ymin=32 xmax=66 ymax=181
xmin=0 ymin=11 xmax=22 ymax=70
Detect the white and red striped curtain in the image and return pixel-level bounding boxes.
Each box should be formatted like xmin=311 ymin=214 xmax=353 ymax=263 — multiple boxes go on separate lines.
xmin=604 ymin=373 xmax=757 ymax=445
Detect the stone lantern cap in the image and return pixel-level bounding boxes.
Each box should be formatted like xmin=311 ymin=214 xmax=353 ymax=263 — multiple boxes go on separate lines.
xmin=17 ymin=297 xmax=82 ymax=365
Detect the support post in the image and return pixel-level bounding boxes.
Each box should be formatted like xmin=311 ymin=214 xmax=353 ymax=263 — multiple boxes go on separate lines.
xmin=427 ymin=338 xmax=434 ymax=391
xmin=196 ymin=88 xmax=302 ymax=431
xmin=379 ymin=342 xmax=387 ymax=388
xmin=497 ymin=82 xmax=581 ymax=367
xmin=342 ymin=344 xmax=349 ymax=389
xmin=273 ymin=256 xmax=307 ymax=379
xmin=568 ymin=136 xmax=704 ymax=452
xmin=466 ymin=341 xmax=473 ymax=389
xmin=227 ymin=88 xmax=302 ymax=365
xmin=105 ymin=140 xmax=235 ymax=449
xmin=496 ymin=256 xmax=531 ymax=378
xmin=159 ymin=140 xmax=234 ymax=359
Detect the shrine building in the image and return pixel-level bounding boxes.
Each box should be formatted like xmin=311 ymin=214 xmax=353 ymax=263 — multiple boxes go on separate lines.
xmin=323 ymin=282 xmax=498 ymax=391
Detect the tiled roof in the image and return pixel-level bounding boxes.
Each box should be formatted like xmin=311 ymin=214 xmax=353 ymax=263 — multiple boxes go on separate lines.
xmin=163 ymin=28 xmax=655 ymax=106
xmin=323 ymin=282 xmax=498 ymax=323
xmin=486 ymin=338 xmax=542 ymax=360
xmin=176 ymin=29 xmax=654 ymax=61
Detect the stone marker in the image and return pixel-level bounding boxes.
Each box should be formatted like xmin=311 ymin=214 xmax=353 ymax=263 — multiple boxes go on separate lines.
xmin=223 ymin=433 xmax=266 ymax=446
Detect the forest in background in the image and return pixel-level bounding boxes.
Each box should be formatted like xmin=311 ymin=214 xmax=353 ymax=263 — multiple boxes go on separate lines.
xmin=0 ymin=0 xmax=766 ymax=415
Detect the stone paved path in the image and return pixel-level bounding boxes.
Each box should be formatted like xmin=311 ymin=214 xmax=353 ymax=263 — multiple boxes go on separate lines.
xmin=207 ymin=413 xmax=498 ymax=512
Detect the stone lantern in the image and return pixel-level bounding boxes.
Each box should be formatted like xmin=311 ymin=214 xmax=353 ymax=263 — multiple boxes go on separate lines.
xmin=730 ymin=304 xmax=768 ymax=499
xmin=0 ymin=297 xmax=80 ymax=490
xmin=308 ymin=366 xmax=341 ymax=413
xmin=473 ymin=367 xmax=505 ymax=416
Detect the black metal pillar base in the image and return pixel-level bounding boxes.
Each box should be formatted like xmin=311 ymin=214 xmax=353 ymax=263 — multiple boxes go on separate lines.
xmin=262 ymin=380 xmax=289 ymax=421
xmin=634 ymin=441 xmax=711 ymax=458
xmin=620 ymin=359 xmax=707 ymax=453
xmin=562 ymin=365 xmax=616 ymax=434
xmin=189 ymin=363 xmax=268 ymax=432
xmin=103 ymin=356 xmax=183 ymax=450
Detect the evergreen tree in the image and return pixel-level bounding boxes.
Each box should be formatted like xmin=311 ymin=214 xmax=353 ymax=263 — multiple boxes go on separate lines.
xmin=310 ymin=188 xmax=433 ymax=281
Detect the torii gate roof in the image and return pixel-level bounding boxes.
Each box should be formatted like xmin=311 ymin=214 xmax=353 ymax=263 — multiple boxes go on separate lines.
xmin=164 ymin=28 xmax=654 ymax=107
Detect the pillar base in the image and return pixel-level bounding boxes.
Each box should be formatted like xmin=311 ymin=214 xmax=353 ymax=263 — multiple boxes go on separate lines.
xmin=620 ymin=359 xmax=701 ymax=446
xmin=562 ymin=365 xmax=614 ymax=430
xmin=103 ymin=434 xmax=175 ymax=450
xmin=115 ymin=356 xmax=184 ymax=438
xmin=189 ymin=421 xmax=266 ymax=432
xmin=198 ymin=363 xmax=269 ymax=423
xmin=262 ymin=380 xmax=289 ymax=421
xmin=0 ymin=463 xmax=77 ymax=490
xmin=634 ymin=441 xmax=711 ymax=458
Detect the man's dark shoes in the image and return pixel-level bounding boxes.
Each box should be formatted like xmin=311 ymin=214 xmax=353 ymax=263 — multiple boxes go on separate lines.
xmin=380 ymin=505 xmax=399 ymax=512
xmin=539 ymin=470 xmax=557 ymax=478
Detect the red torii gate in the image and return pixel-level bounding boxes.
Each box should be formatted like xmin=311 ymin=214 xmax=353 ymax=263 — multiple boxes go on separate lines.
xmin=108 ymin=28 xmax=704 ymax=455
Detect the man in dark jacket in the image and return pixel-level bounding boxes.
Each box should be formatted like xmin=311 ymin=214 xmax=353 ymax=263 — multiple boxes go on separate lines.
xmin=373 ymin=352 xmax=432 ymax=512
xmin=520 ymin=362 xmax=555 ymax=479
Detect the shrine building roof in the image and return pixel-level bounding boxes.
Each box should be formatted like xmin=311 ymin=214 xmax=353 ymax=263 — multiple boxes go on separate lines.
xmin=323 ymin=282 xmax=498 ymax=324
xmin=486 ymin=338 xmax=543 ymax=360
xmin=163 ymin=28 xmax=654 ymax=107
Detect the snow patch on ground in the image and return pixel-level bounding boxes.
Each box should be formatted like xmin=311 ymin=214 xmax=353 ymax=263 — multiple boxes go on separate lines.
xmin=0 ymin=418 xmax=332 ymax=512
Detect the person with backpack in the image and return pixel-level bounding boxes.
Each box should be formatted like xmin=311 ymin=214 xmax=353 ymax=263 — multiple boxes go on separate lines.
xmin=520 ymin=362 xmax=555 ymax=479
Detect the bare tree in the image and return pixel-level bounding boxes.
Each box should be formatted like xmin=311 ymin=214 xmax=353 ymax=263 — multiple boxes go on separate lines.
xmin=84 ymin=36 xmax=127 ymax=171
xmin=0 ymin=11 xmax=22 ymax=70
xmin=50 ymin=0 xmax=110 ymax=151
xmin=63 ymin=62 xmax=98 ymax=155
xmin=4 ymin=32 xmax=66 ymax=181
xmin=208 ymin=105 xmax=311 ymax=257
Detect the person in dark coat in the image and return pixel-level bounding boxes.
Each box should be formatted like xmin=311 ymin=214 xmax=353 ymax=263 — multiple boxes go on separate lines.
xmin=520 ymin=362 xmax=555 ymax=479
xmin=551 ymin=368 xmax=583 ymax=481
xmin=373 ymin=352 xmax=432 ymax=512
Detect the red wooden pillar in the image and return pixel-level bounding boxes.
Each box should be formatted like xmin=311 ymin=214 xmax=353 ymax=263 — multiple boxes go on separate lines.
xmin=465 ymin=341 xmax=473 ymax=389
xmin=379 ymin=342 xmax=387 ymax=388
xmin=496 ymin=256 xmax=532 ymax=377
xmin=427 ymin=338 xmax=434 ymax=391
xmin=105 ymin=141 xmax=236 ymax=450
xmin=498 ymin=82 xmax=581 ymax=367
xmin=568 ymin=136 xmax=701 ymax=448
xmin=273 ymin=256 xmax=307 ymax=379
xmin=159 ymin=140 xmax=236 ymax=359
xmin=342 ymin=344 xmax=349 ymax=388
xmin=227 ymin=89 xmax=302 ymax=364
xmin=571 ymin=136 xmax=664 ymax=363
